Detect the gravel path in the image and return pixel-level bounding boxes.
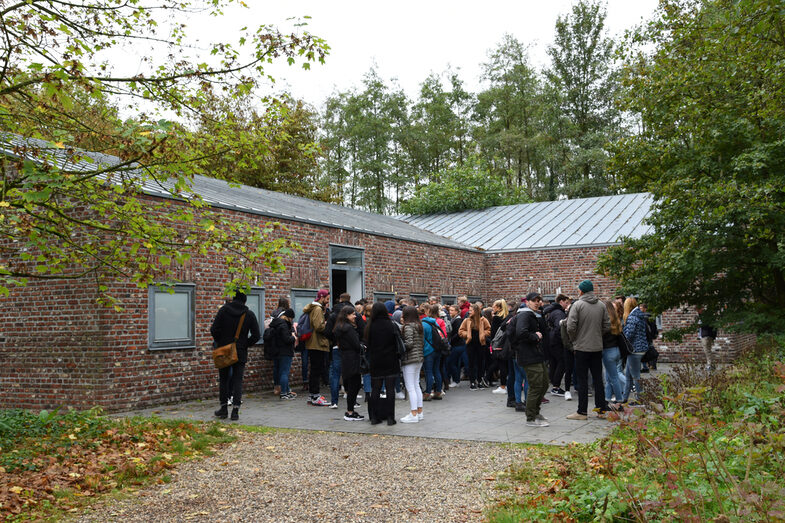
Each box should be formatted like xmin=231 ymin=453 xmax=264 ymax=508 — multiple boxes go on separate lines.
xmin=76 ymin=429 xmax=529 ymax=522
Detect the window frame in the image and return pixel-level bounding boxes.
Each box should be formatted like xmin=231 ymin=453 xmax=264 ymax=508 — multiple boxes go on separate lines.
xmin=409 ymin=293 xmax=428 ymax=305
xmin=374 ymin=292 xmax=395 ymax=303
xmin=245 ymin=287 xmax=265 ymax=345
xmin=148 ymin=283 xmax=196 ymax=351
xmin=290 ymin=288 xmax=318 ymax=319
xmin=441 ymin=295 xmax=457 ymax=306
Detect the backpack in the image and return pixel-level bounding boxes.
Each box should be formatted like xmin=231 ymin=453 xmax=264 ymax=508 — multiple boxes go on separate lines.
xmin=490 ymin=315 xmax=515 ymax=360
xmin=559 ymin=318 xmax=573 ymax=352
xmin=296 ymin=311 xmax=313 ymax=343
xmin=430 ymin=320 xmax=450 ymax=356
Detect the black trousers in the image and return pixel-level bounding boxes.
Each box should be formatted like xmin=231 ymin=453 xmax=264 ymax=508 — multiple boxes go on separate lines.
xmin=548 ymin=345 xmax=565 ymax=388
xmin=467 ymin=342 xmax=485 ymax=384
xmin=574 ymin=351 xmax=608 ymax=415
xmin=308 ymin=349 xmax=328 ymax=396
xmin=218 ymin=361 xmax=246 ymax=406
xmin=370 ymin=375 xmax=397 ymax=422
xmin=344 ymin=373 xmax=361 ymax=412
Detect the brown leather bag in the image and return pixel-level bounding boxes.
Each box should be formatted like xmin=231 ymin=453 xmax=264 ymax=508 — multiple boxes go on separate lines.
xmin=212 ymin=313 xmax=246 ymax=369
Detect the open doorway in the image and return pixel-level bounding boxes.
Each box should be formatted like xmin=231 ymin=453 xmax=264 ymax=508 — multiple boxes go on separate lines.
xmin=329 ymin=245 xmax=364 ymax=306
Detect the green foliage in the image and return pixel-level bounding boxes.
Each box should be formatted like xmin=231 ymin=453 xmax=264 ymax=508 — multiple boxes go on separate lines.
xmin=598 ymin=0 xmax=785 ymax=334
xmin=0 ymin=1 xmax=327 ymax=303
xmin=487 ymin=341 xmax=785 ymax=522
xmin=398 ymin=157 xmax=531 ymax=215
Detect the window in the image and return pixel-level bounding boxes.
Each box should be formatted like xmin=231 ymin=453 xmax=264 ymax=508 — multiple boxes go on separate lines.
xmin=441 ymin=295 xmax=457 ymax=306
xmin=291 ymin=289 xmax=317 ymax=319
xmin=245 ymin=288 xmax=265 ymax=344
xmin=148 ymin=284 xmax=195 ymax=350
xmin=330 ymin=245 xmax=364 ymax=304
xmin=409 ymin=293 xmax=428 ymax=305
xmin=467 ymin=295 xmax=484 ymax=305
xmin=374 ymin=292 xmax=394 ymax=303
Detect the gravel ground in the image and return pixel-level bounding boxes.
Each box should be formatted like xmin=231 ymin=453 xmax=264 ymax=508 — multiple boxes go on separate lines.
xmin=76 ymin=429 xmax=530 ymax=522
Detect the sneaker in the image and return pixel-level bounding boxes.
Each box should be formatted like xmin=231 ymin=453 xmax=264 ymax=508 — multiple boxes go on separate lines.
xmin=230 ymin=407 xmax=239 ymax=421
xmin=422 ymin=393 xmax=432 ymax=402
xmin=526 ymin=419 xmax=550 ymax=427
xmin=640 ymin=367 xmax=650 ymax=373
xmin=541 ymin=397 xmax=550 ymax=404
xmin=536 ymin=414 xmax=549 ymax=422
xmin=566 ymin=412 xmax=588 ymax=420
xmin=354 ymin=403 xmax=361 ymax=408
xmin=343 ymin=411 xmax=365 ymax=421
xmin=432 ymin=392 xmax=443 ymax=400
xmin=400 ymin=413 xmax=419 ymax=423
xmin=328 ymin=403 xmax=338 ymax=409
xmin=507 ymin=399 xmax=516 ymax=408
xmin=492 ymin=386 xmax=507 ymax=395
xmin=395 ymin=391 xmax=406 ymax=400
xmin=515 ymin=402 xmax=526 ymax=412
xmin=280 ymin=392 xmax=297 ymax=400
xmin=449 ymin=381 xmax=461 ymax=388
xmin=417 ymin=412 xmax=424 ymax=421
xmin=478 ymin=380 xmax=488 ymax=390
xmin=380 ymin=392 xmax=387 ymax=399
xmin=550 ymin=388 xmax=566 ymax=397
xmin=564 ymin=391 xmax=573 ymax=401
xmin=309 ymin=395 xmax=329 ymax=406
xmin=469 ymin=382 xmax=478 ymax=391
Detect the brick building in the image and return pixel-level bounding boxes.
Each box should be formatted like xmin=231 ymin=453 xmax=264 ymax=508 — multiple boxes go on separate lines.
xmin=0 ymin=139 xmax=753 ymax=411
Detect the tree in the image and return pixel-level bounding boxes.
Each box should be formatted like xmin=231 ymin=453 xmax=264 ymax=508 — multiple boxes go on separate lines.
xmin=0 ymin=1 xmax=327 ymax=304
xmin=597 ymin=0 xmax=785 ymax=335
xmin=399 ymin=156 xmax=531 ymax=215
xmin=546 ymin=0 xmax=621 ymax=198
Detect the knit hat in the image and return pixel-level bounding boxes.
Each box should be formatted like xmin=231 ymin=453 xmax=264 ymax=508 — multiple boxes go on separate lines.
xmin=392 ymin=309 xmax=403 ymax=324
xmin=578 ymin=280 xmax=594 ymax=293
xmin=316 ymin=289 xmax=330 ymax=300
xmin=384 ymin=300 xmax=396 ymax=314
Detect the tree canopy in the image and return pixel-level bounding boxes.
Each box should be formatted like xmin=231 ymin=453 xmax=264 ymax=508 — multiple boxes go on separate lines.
xmin=0 ymin=0 xmax=327 ymax=304
xmin=597 ymin=0 xmax=785 ymax=335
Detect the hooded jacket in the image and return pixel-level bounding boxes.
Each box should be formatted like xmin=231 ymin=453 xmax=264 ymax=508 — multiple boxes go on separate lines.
xmin=366 ymin=314 xmax=401 ymax=377
xmin=512 ymin=307 xmax=547 ymax=366
xmin=267 ymin=315 xmax=295 ymax=358
xmin=303 ymin=302 xmax=329 ymax=351
xmin=566 ymin=292 xmax=610 ymax=353
xmin=210 ymin=299 xmax=261 ymax=364
xmin=623 ymin=307 xmax=650 ymax=354
xmin=543 ymin=302 xmax=567 ymax=353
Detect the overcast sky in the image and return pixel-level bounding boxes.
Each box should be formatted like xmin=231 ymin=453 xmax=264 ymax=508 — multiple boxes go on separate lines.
xmin=166 ymin=1 xmax=659 ymax=112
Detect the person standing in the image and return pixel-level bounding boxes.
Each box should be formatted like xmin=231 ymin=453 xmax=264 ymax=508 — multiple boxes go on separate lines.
xmin=543 ymin=294 xmax=570 ymax=398
xmin=565 ymin=280 xmax=612 ymax=420
xmin=511 ymin=292 xmax=550 ymax=427
xmin=304 ymin=289 xmax=331 ymax=406
xmin=446 ymin=304 xmax=466 ymax=387
xmin=210 ymin=291 xmax=261 ymax=421
xmin=400 ymin=306 xmax=425 ymax=423
xmin=697 ymin=309 xmax=718 ymax=372
xmin=268 ymin=308 xmax=297 ymax=400
xmin=328 ymin=293 xmax=364 ymax=408
xmin=421 ymin=304 xmax=446 ymax=401
xmin=459 ymin=303 xmax=491 ymax=390
xmin=334 ymin=306 xmax=365 ymax=421
xmin=365 ymin=302 xmax=400 ymax=425
xmin=622 ymin=299 xmax=650 ymax=405
xmin=601 ymin=301 xmax=626 ymax=406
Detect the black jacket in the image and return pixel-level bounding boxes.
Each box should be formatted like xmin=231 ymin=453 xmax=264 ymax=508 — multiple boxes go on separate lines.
xmin=210 ymin=299 xmax=261 ymax=364
xmin=267 ymin=316 xmax=295 ymax=358
xmin=543 ymin=303 xmax=567 ymax=353
xmin=335 ymin=322 xmax=363 ymax=378
xmin=328 ymin=301 xmax=365 ymax=344
xmin=449 ymin=315 xmax=464 ymax=347
xmin=602 ymin=331 xmax=626 ymax=350
xmin=365 ymin=315 xmax=401 ymax=377
xmin=512 ymin=308 xmax=546 ymax=366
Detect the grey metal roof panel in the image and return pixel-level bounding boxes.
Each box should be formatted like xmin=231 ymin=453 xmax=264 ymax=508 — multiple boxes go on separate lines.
xmin=399 ymin=193 xmax=653 ymax=251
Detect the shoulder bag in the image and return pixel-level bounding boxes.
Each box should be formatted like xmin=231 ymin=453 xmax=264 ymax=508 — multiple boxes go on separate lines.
xmin=212 ymin=313 xmax=246 ymax=369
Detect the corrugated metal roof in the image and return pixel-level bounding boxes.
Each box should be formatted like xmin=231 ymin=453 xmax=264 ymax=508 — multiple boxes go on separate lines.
xmin=398 ymin=193 xmax=653 ymax=252
xmin=0 ymin=134 xmax=475 ymax=251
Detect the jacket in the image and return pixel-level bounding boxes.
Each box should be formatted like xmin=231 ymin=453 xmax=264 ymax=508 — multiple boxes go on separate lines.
xmin=402 ymin=322 xmax=425 ymax=365
xmin=334 ymin=322 xmax=363 ymax=378
xmin=210 ymin=299 xmax=261 ymax=364
xmin=512 ymin=307 xmax=547 ymax=366
xmin=458 ymin=316 xmax=491 ymax=346
xmin=366 ymin=315 xmax=401 ymax=377
xmin=602 ymin=330 xmax=625 ymax=351
xmin=303 ymin=302 xmax=329 ymax=352
xmin=623 ymin=307 xmax=649 ymax=354
xmin=566 ymin=292 xmax=610 ymax=352
xmin=421 ymin=317 xmax=444 ymax=357
xmin=543 ymin=303 xmax=567 ymax=353
xmin=267 ymin=315 xmax=295 ymax=358
xmin=449 ymin=315 xmax=464 ymax=347
xmin=329 ymin=301 xmax=365 ymax=345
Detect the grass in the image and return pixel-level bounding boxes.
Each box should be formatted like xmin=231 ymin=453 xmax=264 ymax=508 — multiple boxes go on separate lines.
xmin=485 ymin=337 xmax=785 ymax=522
xmin=0 ymin=409 xmax=237 ymax=521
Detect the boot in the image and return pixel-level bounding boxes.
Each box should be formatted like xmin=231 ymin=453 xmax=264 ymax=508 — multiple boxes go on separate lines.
xmin=273 ymin=385 xmax=281 ymax=396
xmin=230 ymin=407 xmax=239 ymax=421
xmin=214 ymin=405 xmax=228 ymax=419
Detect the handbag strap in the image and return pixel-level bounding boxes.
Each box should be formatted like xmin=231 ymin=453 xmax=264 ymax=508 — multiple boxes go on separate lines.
xmin=233 ymin=313 xmax=246 ymax=341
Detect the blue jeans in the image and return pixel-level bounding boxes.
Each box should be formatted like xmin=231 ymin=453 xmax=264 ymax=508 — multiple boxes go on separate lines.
xmin=602 ymin=347 xmax=626 ymax=401
xmin=362 ymin=373 xmax=371 ymax=394
xmin=329 ymin=348 xmax=342 ymax=405
xmin=447 ymin=344 xmax=466 ymax=383
xmin=423 ymin=351 xmax=443 ymax=393
xmin=274 ymin=355 xmax=293 ymax=394
xmin=512 ymin=360 xmax=530 ymax=404
xmin=623 ymin=352 xmax=644 ymax=402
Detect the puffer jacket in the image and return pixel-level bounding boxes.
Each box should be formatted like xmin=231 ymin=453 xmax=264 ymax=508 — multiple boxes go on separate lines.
xmin=623 ymin=307 xmax=649 ymax=354
xmin=401 ymin=322 xmax=424 ymax=365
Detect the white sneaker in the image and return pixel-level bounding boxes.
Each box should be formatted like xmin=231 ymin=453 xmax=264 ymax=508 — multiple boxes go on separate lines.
xmin=380 ymin=392 xmax=387 ymax=398
xmin=400 ymin=413 xmax=419 ymax=423
xmin=526 ymin=419 xmax=550 ymax=427
xmin=536 ymin=414 xmax=549 ymax=422
xmin=417 ymin=412 xmax=424 ymax=421
xmin=328 ymin=403 xmax=338 ymax=409
xmin=492 ymin=386 xmax=507 ymax=395
xmin=449 ymin=381 xmax=461 ymax=388
xmin=395 ymin=391 xmax=406 ymax=400
xmin=564 ymin=391 xmax=573 ymax=401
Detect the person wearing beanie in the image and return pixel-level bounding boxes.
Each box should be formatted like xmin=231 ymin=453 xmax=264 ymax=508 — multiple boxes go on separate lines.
xmin=384 ymin=300 xmax=396 ymax=315
xmin=566 ymin=280 xmax=612 ymax=420
xmin=210 ymin=290 xmax=261 ymax=421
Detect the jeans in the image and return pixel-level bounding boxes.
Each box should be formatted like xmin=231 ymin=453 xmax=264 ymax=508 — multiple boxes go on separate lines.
xmin=329 ymin=348 xmax=342 ymax=405
xmin=447 ymin=344 xmax=466 ymax=383
xmin=218 ymin=361 xmax=245 ymax=406
xmin=623 ymin=352 xmax=644 ymax=402
xmin=512 ymin=360 xmax=530 ymax=404
xmin=362 ymin=373 xmax=371 ymax=394
xmin=574 ymin=351 xmax=608 ymax=415
xmin=274 ymin=355 xmax=293 ymax=395
xmin=402 ymin=362 xmax=424 ymax=412
xmin=522 ymin=362 xmax=548 ymax=421
xmin=423 ymin=351 xmax=443 ymax=393
xmin=298 ymin=347 xmax=309 ymax=383
xmin=602 ymin=347 xmax=626 ymax=401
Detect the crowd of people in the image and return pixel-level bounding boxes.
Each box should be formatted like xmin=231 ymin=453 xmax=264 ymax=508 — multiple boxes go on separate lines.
xmin=210 ymin=281 xmax=662 ymax=425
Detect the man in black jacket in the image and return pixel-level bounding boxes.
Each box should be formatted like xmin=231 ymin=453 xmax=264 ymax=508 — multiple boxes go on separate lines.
xmin=543 ymin=294 xmax=571 ymax=397
xmin=512 ymin=292 xmax=550 ymax=427
xmin=210 ymin=291 xmax=261 ymax=421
